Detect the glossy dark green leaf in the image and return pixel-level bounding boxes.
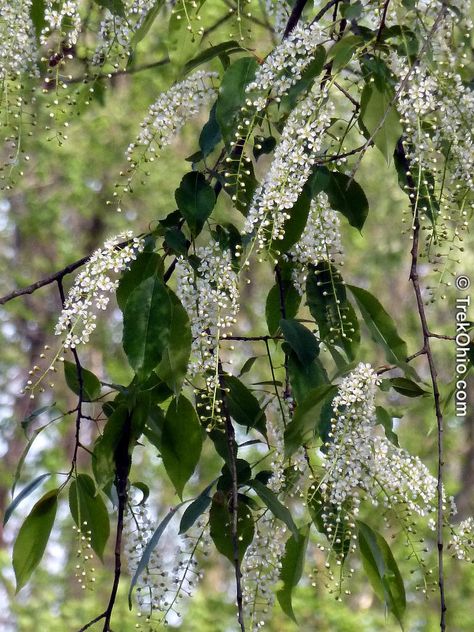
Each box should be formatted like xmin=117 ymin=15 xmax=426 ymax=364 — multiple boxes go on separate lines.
xmin=129 ymin=503 xmax=185 ymax=607
xmin=357 ymin=520 xmax=406 ymax=626
xmin=4 ymin=473 xmax=51 ymax=526
xmin=164 ymin=227 xmax=188 ymax=256
xmin=64 ymin=361 xmax=101 ymax=402
xmin=360 ymin=83 xmax=402 ymax=164
xmin=175 ymin=172 xmax=216 ymax=236
xmin=13 ymin=489 xmax=58 ymax=592
xmin=30 ymin=0 xmax=46 ymax=38
xmin=284 ymin=384 xmax=337 ymax=457
xmin=265 ymin=282 xmax=301 ymax=337
xmin=117 ymin=252 xmax=163 ymax=311
xmin=280 ymin=319 xmax=319 ymax=367
xmin=239 ymin=356 xmax=258 ymax=377
xmin=253 ymin=135 xmax=276 ymax=160
xmin=217 ymin=459 xmax=252 ymax=491
xmin=389 ymin=377 xmax=429 ymax=397
xmin=179 ymin=484 xmax=214 ymax=534
xmin=274 ymin=187 xmax=311 ymax=254
xmin=251 ymin=479 xmax=298 ymax=538
xmin=93 ymin=405 xmax=129 ymax=489
xmin=216 ymin=57 xmax=259 ymax=147
xmin=327 ymin=35 xmax=363 ymax=71
xmin=69 ymin=474 xmax=110 ymax=560
xmin=347 ymin=285 xmax=408 ymax=366
xmin=122 ymin=274 xmax=172 ymax=379
xmin=221 ymin=375 xmax=266 ymax=436
xmin=155 ymin=290 xmax=191 ymax=397
xmin=199 ymin=102 xmax=222 ymax=158
xmin=209 ymin=491 xmax=254 ymax=563
xmin=341 ymin=0 xmax=362 ymax=18
xmin=185 ymin=41 xmax=244 ymax=74
xmin=288 ymin=351 xmax=329 ymax=405
xmin=306 ymin=263 xmax=360 ymax=361
xmin=161 ymin=396 xmax=202 ymax=498
xmin=375 ymin=406 xmax=399 ymax=446
xmin=326 ymin=171 xmax=369 ymax=232
xmin=276 ymin=526 xmax=309 ymax=622
xmin=93 ymin=0 xmax=125 ymax=17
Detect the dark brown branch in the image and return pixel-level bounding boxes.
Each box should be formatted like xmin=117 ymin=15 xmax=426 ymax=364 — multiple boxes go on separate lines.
xmin=376 ymin=0 xmax=391 ymax=43
xmin=283 ymin=0 xmax=309 ymax=38
xmin=311 ymin=0 xmax=339 ymax=27
xmin=218 ymin=361 xmax=246 ymax=632
xmin=396 ymin=139 xmax=447 ymax=631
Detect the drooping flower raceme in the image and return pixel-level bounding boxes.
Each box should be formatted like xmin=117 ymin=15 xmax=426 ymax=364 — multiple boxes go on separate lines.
xmin=42 ymin=0 xmax=82 ymax=45
xmin=0 ymin=0 xmax=38 ymax=81
xmin=246 ymin=21 xmax=325 ymax=110
xmin=288 ymin=193 xmax=343 ymax=293
xmin=175 ymin=240 xmax=240 ymax=378
xmin=321 ymin=363 xmax=438 ymax=518
xmin=55 ymin=231 xmax=145 ymax=348
xmin=449 ymin=517 xmax=474 ymax=561
xmin=125 ymin=71 xmax=218 ymax=169
xmin=243 ymin=91 xmax=334 ymax=251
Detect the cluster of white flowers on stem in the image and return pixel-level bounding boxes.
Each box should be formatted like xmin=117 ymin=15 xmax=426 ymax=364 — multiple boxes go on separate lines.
xmin=175 ymin=241 xmax=240 ymax=379
xmin=264 ymin=0 xmax=290 ymax=38
xmin=124 ymin=500 xmax=209 ymax=626
xmin=42 ymin=0 xmax=82 ymax=45
xmin=321 ymin=363 xmax=437 ymax=519
xmin=0 ymin=0 xmax=37 ymax=81
xmin=449 ymin=517 xmax=474 ymax=562
xmin=93 ymin=0 xmax=155 ymax=66
xmin=125 ymin=71 xmax=218 ymax=170
xmin=288 ymin=193 xmax=343 ymax=293
xmin=246 ymin=21 xmax=325 ymax=110
xmin=243 ymin=92 xmax=333 ymax=251
xmin=55 ymin=231 xmax=144 ymax=348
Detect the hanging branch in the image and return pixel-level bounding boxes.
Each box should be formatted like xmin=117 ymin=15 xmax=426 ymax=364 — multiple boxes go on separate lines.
xmin=396 ymin=139 xmax=447 ymax=631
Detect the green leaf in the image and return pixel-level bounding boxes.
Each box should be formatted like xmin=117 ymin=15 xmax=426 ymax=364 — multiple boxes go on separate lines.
xmin=341 ymin=0 xmax=362 ymax=19
xmin=327 ymin=35 xmax=363 ymax=71
xmin=306 ymin=262 xmax=360 ymax=361
xmin=93 ymin=405 xmax=129 ymax=489
xmin=122 ymin=274 xmax=172 ymax=379
xmin=221 ymin=375 xmax=267 ymax=437
xmin=184 ymin=41 xmax=244 ymax=74
xmin=251 ymin=480 xmax=298 ymax=538
xmin=69 ymin=474 xmax=110 ymax=560
xmin=132 ymin=0 xmax=165 ymax=45
xmin=326 ymin=171 xmax=369 ymax=232
xmin=179 ymin=483 xmax=214 ymax=534
xmin=280 ymin=46 xmax=326 ymax=113
xmin=360 ymin=83 xmax=402 ymax=164
xmin=93 ymin=0 xmax=125 ymax=17
xmin=274 ymin=187 xmax=312 ymax=254
xmin=209 ymin=491 xmax=254 ymax=563
xmin=199 ymin=102 xmax=222 ymax=159
xmin=288 ymin=351 xmax=329 ymax=405
xmin=155 ymin=290 xmax=191 ymax=397
xmin=129 ymin=503 xmax=185 ymax=607
xmin=175 ymin=172 xmax=216 ymax=237
xmin=217 ymin=459 xmax=252 ymax=491
xmin=375 ymin=406 xmax=399 ymax=447
xmin=284 ymin=385 xmax=337 ymax=457
xmin=347 ymin=285 xmax=408 ymax=366
xmin=64 ymin=361 xmax=101 ymax=402
xmin=4 ymin=473 xmax=51 ymax=526
xmin=30 ymin=0 xmax=46 ymax=38
xmin=13 ymin=489 xmax=58 ymax=592
xmin=216 ymin=57 xmax=259 ymax=148
xmin=389 ymin=377 xmax=429 ymax=397
xmin=161 ymin=396 xmax=203 ymax=498
xmin=117 ymin=252 xmax=163 ymax=311
xmin=357 ymin=521 xmax=406 ymax=626
xmin=265 ymin=281 xmax=301 ymax=337
xmin=280 ymin=319 xmax=319 ymax=367
xmin=276 ymin=526 xmax=309 ymax=622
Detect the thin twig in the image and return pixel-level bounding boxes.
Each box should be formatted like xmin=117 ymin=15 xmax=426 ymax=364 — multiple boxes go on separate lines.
xmin=376 ymin=0 xmax=391 ymax=43
xmin=396 ymin=139 xmax=447 ymax=631
xmin=283 ymin=0 xmax=309 ymax=38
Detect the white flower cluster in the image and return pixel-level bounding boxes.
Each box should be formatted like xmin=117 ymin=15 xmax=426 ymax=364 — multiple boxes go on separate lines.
xmin=321 ymin=363 xmax=437 ymax=519
xmin=0 ymin=0 xmax=38 ymax=81
xmin=243 ymin=92 xmax=333 ymax=251
xmin=42 ymin=0 xmax=81 ymax=45
xmin=449 ymin=517 xmax=474 ymax=561
xmin=246 ymin=21 xmax=324 ymax=110
xmin=93 ymin=0 xmax=155 ymax=66
xmin=124 ymin=500 xmax=209 ymax=625
xmin=242 ymin=514 xmax=288 ymax=631
xmin=175 ymin=240 xmax=240 ymax=377
xmin=288 ymin=193 xmax=343 ymax=293
xmin=55 ymin=231 xmax=144 ymax=348
xmin=125 ymin=71 xmax=218 ymax=168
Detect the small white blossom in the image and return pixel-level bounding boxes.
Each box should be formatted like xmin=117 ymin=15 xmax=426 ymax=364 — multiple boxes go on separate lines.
xmin=42 ymin=0 xmax=81 ymax=45
xmin=0 ymin=0 xmax=38 ymax=81
xmin=54 ymin=231 xmax=145 ymax=348
xmin=449 ymin=517 xmax=474 ymax=561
